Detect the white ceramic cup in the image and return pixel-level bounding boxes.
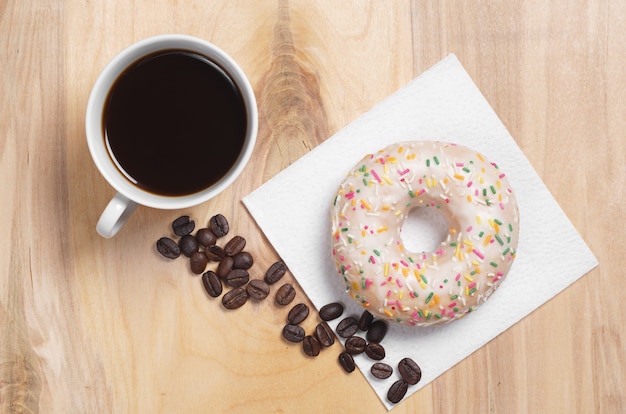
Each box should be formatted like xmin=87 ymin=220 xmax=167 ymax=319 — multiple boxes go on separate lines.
xmin=86 ymin=34 xmax=258 ymax=238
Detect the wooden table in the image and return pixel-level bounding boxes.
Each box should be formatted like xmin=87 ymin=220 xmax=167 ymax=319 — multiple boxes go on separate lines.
xmin=2 ymin=1 xmax=624 ymax=412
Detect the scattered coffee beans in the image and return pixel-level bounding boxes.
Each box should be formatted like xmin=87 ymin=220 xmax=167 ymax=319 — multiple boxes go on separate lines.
xmin=358 ymin=310 xmax=374 ymax=331
xmin=264 ymin=261 xmax=287 ymax=285
xmin=232 ymin=251 xmax=253 ymax=269
xmin=336 ymin=316 xmax=358 ymax=338
xmin=202 ymin=270 xmax=223 ymax=298
xmin=225 ymin=269 xmax=249 ymax=288
xmin=398 ymin=357 xmax=421 ymax=385
xmin=195 ymin=227 xmax=216 ymax=247
xmin=314 ymin=322 xmax=335 ymax=348
xmin=302 ymin=335 xmax=321 ymax=357
xmin=246 ymin=279 xmax=270 ymax=300
xmin=387 ymin=380 xmax=409 ymax=404
xmin=338 ymin=352 xmax=356 ymax=373
xmin=366 ymin=320 xmax=388 ymax=343
xmin=156 ymin=237 xmax=180 ymax=259
xmin=222 ymin=287 xmax=248 ymax=309
xmin=216 ymin=256 xmax=234 ymax=278
xmin=205 ymin=245 xmax=225 ymax=262
xmin=365 ymin=342 xmax=386 ymax=361
xmin=371 ymin=362 xmax=393 ymax=379
xmin=209 ymin=214 xmax=229 ymax=237
xmin=319 ymin=302 xmax=344 ymax=321
xmin=179 ymin=234 xmax=199 ymax=257
xmin=282 ymin=324 xmax=305 ymax=343
xmin=287 ymin=303 xmax=309 ymax=325
xmin=223 ymin=235 xmax=246 ymax=256
xmin=344 ymin=336 xmax=366 ymax=355
xmin=189 ymin=251 xmax=208 ymax=274
xmin=172 ymin=215 xmax=195 ymax=236
xmin=275 ymin=283 xmax=296 ymax=306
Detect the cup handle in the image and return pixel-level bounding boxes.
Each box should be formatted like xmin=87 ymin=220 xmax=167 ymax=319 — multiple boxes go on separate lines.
xmin=96 ymin=193 xmax=138 ymax=238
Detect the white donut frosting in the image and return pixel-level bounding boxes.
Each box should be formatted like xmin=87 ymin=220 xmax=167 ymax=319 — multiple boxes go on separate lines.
xmin=331 ymin=141 xmax=520 ymax=326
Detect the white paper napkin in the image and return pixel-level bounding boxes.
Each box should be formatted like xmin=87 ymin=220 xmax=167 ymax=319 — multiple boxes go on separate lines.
xmin=243 ymin=54 xmax=598 ymax=410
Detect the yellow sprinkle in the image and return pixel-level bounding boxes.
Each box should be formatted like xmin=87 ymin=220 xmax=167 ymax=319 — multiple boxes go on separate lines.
xmin=361 ymin=250 xmax=366 ymax=255
xmin=361 ymin=230 xmax=366 ymax=237
xmin=443 ymin=178 xmax=449 ymax=184
xmin=384 ymin=309 xmax=394 ymax=317
xmin=467 ymin=195 xmax=473 ymax=202
xmin=352 ymin=282 xmax=359 ymax=291
xmin=466 ymin=287 xmax=470 ymax=296
xmin=479 ymin=177 xmax=485 ymax=184
xmin=419 ymin=281 xmax=427 ymax=290
xmin=397 ymin=146 xmax=404 ymax=154
xmin=424 ymin=309 xmax=431 ymax=318
xmin=382 ymin=175 xmax=393 ymax=185
xmin=351 ymin=199 xmax=356 ymax=207
xmin=397 ymin=244 xmax=404 ymax=252
xmin=496 ymin=180 xmax=502 ymax=189
xmin=382 ymin=205 xmax=391 ymax=211
xmin=384 ymin=263 xmax=390 ymax=276
xmin=498 ymin=194 xmax=502 ymax=201
xmin=483 ymin=234 xmax=492 ymax=246
xmin=429 ymin=299 xmax=435 ymax=308
xmin=360 ymin=200 xmax=372 ymax=210
xmin=402 ymin=268 xmax=409 ymax=277
xmin=454 ymin=174 xmax=465 ymax=180
xmin=387 ymin=157 xmax=398 ymax=163
xmin=474 ymin=267 xmax=481 ymax=274
xmin=434 ymin=294 xmax=440 ymax=305
xmin=489 ymin=219 xmax=495 ymax=228
xmin=477 ymin=153 xmax=485 ymax=162
xmin=333 ymin=230 xmax=339 ymax=238
xmin=449 ymin=228 xmax=457 ymax=234
xmin=398 ymin=290 xmax=404 ymax=299
xmin=476 ymin=216 xmax=482 ymax=224
xmin=395 ymin=210 xmax=402 ymax=216
xmin=377 ymin=226 xmax=388 ymax=233
xmin=463 ymin=239 xmax=473 ymax=248
xmin=427 ymin=178 xmax=433 ymax=188
xmin=494 ymin=223 xmax=500 ymax=233
xmin=464 ymin=274 xmax=474 ymax=282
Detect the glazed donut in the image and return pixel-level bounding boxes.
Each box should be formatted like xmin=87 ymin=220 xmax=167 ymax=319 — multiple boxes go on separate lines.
xmin=331 ymin=141 xmax=519 ymax=326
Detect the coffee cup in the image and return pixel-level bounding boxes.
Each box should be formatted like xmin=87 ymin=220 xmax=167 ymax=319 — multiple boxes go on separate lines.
xmin=86 ymin=34 xmax=257 ymax=238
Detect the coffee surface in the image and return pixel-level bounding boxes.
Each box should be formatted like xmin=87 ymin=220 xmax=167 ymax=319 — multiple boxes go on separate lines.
xmin=104 ymin=50 xmax=247 ymax=196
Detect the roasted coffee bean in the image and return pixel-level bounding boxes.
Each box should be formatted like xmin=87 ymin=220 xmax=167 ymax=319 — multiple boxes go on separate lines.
xmin=336 ymin=316 xmax=359 ymax=338
xmin=246 ymin=279 xmax=270 ymax=300
xmin=264 ymin=261 xmax=287 ymax=285
xmin=314 ymin=322 xmax=335 ymax=348
xmin=196 ymin=228 xmax=216 ymax=247
xmin=172 ymin=215 xmax=195 ymax=236
xmin=275 ymin=283 xmax=296 ymax=306
xmin=201 ymin=270 xmax=222 ymax=298
xmin=222 ymin=287 xmax=248 ymax=309
xmin=205 ymin=245 xmax=225 ymax=262
xmin=287 ymin=303 xmax=309 ymax=325
xmin=224 ymin=235 xmax=246 ymax=256
xmin=209 ymin=214 xmax=229 ymax=238
xmin=398 ymin=357 xmax=422 ymax=385
xmin=189 ymin=251 xmax=208 ymax=274
xmin=338 ymin=352 xmax=355 ymax=373
xmin=302 ymin=335 xmax=321 ymax=357
xmin=156 ymin=237 xmax=180 ymax=259
xmin=319 ymin=302 xmax=344 ymax=321
xmin=371 ymin=362 xmax=393 ymax=379
xmin=365 ymin=342 xmax=386 ymax=361
xmin=232 ymin=251 xmax=253 ymax=269
xmin=366 ymin=320 xmax=388 ymax=343
xmin=345 ymin=336 xmax=366 ymax=355
xmin=225 ymin=269 xmax=249 ymax=288
xmin=387 ymin=380 xmax=409 ymax=404
xmin=282 ymin=324 xmax=305 ymax=343
xmin=178 ymin=234 xmax=199 ymax=257
xmin=216 ymin=256 xmax=234 ymax=278
xmin=358 ymin=310 xmax=374 ymax=331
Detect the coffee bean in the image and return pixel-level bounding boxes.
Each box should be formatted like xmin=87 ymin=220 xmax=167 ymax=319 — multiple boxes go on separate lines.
xmin=209 ymin=214 xmax=229 ymax=238
xmin=365 ymin=342 xmax=386 ymax=360
xmin=338 ymin=352 xmax=355 ymax=373
xmin=172 ymin=215 xmax=195 ymax=236
xmin=225 ymin=269 xmax=249 ymax=288
xmin=178 ymin=234 xmax=199 ymax=257
xmin=216 ymin=256 xmax=234 ymax=278
xmin=319 ymin=302 xmax=344 ymax=321
xmin=196 ymin=228 xmax=216 ymax=247
xmin=282 ymin=324 xmax=305 ymax=343
xmin=246 ymin=279 xmax=270 ymax=300
xmin=387 ymin=380 xmax=409 ymax=404
xmin=314 ymin=322 xmax=335 ymax=348
xmin=366 ymin=320 xmax=388 ymax=343
xmin=201 ymin=270 xmax=222 ymax=298
xmin=232 ymin=251 xmax=253 ymax=269
xmin=302 ymin=335 xmax=320 ymax=357
xmin=189 ymin=251 xmax=208 ymax=274
xmin=358 ymin=310 xmax=374 ymax=331
xmin=222 ymin=287 xmax=248 ymax=309
xmin=398 ymin=357 xmax=421 ymax=385
xmin=275 ymin=283 xmax=296 ymax=306
xmin=287 ymin=303 xmax=309 ymax=325
xmin=336 ymin=316 xmax=358 ymax=338
xmin=206 ymin=245 xmax=225 ymax=262
xmin=371 ymin=362 xmax=393 ymax=379
xmin=156 ymin=237 xmax=180 ymax=259
xmin=224 ymin=235 xmax=246 ymax=256
xmin=345 ymin=336 xmax=366 ymax=355
xmin=264 ymin=261 xmax=287 ymax=285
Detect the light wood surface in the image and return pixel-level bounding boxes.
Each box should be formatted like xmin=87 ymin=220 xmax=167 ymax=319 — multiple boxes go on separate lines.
xmin=1 ymin=1 xmax=624 ymax=413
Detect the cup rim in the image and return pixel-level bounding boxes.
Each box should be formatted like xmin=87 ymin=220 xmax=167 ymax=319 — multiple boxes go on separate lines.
xmin=86 ymin=34 xmax=258 ymax=210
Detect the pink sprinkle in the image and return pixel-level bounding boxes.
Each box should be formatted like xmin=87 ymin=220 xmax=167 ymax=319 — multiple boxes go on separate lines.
xmin=400 ymin=260 xmax=409 ymax=267
xmin=396 ymin=279 xmax=403 ymax=288
xmin=345 ymin=191 xmax=355 ymax=199
xmin=411 ymin=310 xmax=419 ymax=318
xmin=497 ymin=272 xmax=503 ymax=277
xmin=365 ymin=278 xmax=373 ymax=289
xmin=339 ymin=255 xmax=345 ymax=261
xmin=386 ymin=290 xmax=392 ymax=298
xmin=499 ymin=173 xmax=506 ymax=179
xmin=380 ymin=281 xmax=387 ymax=286
xmin=416 ymin=263 xmax=421 ymax=270
xmin=455 ymin=273 xmax=461 ymax=281
xmin=456 ymin=162 xmax=464 ymax=167
xmin=369 ymin=256 xmax=376 ymax=264
xmin=475 ymin=189 xmax=479 ymax=196
xmin=468 ymin=282 xmax=477 ymax=289
xmin=441 ymin=309 xmax=446 ymax=317
xmin=448 ymin=301 xmax=457 ymax=308
xmin=418 ymin=188 xmax=426 ymax=195
xmin=436 ymin=248 xmax=445 ymax=256
xmin=472 ymin=249 xmax=485 ymax=260
xmin=499 ymin=202 xmax=505 ymax=210
xmin=445 ymin=198 xmax=450 ymax=203
xmin=409 ymin=291 xmax=416 ymax=298
xmin=371 ymin=169 xmax=382 ymax=183
xmin=466 ymin=226 xmax=473 ymax=232
xmin=398 ymin=168 xmax=410 ymax=175
xmin=379 ymin=157 xmax=385 ymax=164
xmin=467 ymin=181 xmax=473 ymax=188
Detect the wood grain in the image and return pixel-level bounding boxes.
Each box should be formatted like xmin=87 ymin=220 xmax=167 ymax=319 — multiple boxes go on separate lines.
xmin=1 ymin=1 xmax=624 ymax=413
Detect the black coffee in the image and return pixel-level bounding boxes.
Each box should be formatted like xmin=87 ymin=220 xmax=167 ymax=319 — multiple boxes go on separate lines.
xmin=103 ymin=50 xmax=247 ymax=196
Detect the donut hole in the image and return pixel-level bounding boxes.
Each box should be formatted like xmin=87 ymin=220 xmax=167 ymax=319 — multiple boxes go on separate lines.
xmin=400 ymin=207 xmax=449 ymax=254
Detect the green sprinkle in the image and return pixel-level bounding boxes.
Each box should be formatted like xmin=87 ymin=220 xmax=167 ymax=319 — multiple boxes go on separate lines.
xmin=420 ymin=275 xmax=428 ymax=284
xmin=463 ymin=167 xmax=471 ymax=173
xmin=509 ymin=223 xmax=514 ymax=232
xmin=495 ymin=234 xmax=504 ymax=245
xmin=364 ymin=172 xmax=369 ymax=177
xmin=450 ymin=294 xmax=458 ymax=300
xmin=373 ymin=249 xmax=381 ymax=256
xmin=362 ymin=277 xmax=367 ymax=288
xmin=450 ymin=242 xmax=458 ymax=246
xmin=469 ymin=287 xmax=477 ymax=295
xmin=363 ymin=178 xmax=368 ymax=186
xmin=412 ymin=292 xmax=418 ymax=298
xmin=494 ymin=219 xmax=503 ymax=225
xmin=425 ymin=292 xmax=434 ymax=304
xmin=490 ymin=185 xmax=496 ymax=194
xmin=418 ymin=310 xmax=424 ymax=318
xmin=426 ymin=312 xmax=432 ymax=320
xmin=443 ymin=278 xmax=448 ymax=283
xmin=457 ymin=281 xmax=461 ymax=287
xmin=433 ymin=156 xmax=440 ymax=165
xmin=359 ymin=269 xmax=364 ymax=274
xmin=348 ymin=237 xmax=353 ymax=243
xmin=486 ymin=200 xmax=491 ymax=206
xmin=470 ymin=270 xmax=476 ymax=275
xmin=333 ymin=196 xmax=338 ymax=206
xmin=483 ymin=189 xmax=488 ymax=196
xmin=435 ymin=313 xmax=442 ymax=319
xmin=359 ymin=165 xmax=366 ymax=172
xmin=453 ymin=307 xmax=459 ymax=312
xmin=341 ymin=227 xmax=349 ymax=232
xmin=340 ymin=265 xmax=346 ymax=274
xmin=426 ymin=159 xmax=431 ymax=167
xmin=408 ymin=190 xmax=415 ymax=198
xmin=479 ymin=231 xmax=485 ymax=237
xmin=356 ymin=189 xmax=360 ymax=193
xmin=490 ymin=261 xmax=498 ymax=267
xmin=408 ymin=256 xmax=414 ymax=263
xmin=503 ymin=247 xmax=510 ymax=255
